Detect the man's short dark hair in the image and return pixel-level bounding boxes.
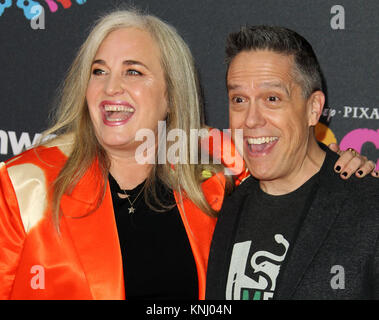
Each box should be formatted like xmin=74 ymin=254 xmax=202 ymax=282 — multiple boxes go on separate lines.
xmin=225 ymin=25 xmax=323 ymax=98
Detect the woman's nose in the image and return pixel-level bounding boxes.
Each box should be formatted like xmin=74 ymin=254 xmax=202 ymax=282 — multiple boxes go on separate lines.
xmin=104 ymin=74 xmax=125 ymax=96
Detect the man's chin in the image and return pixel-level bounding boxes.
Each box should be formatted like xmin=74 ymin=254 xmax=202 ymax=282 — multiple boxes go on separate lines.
xmin=245 ymin=160 xmax=275 ymax=181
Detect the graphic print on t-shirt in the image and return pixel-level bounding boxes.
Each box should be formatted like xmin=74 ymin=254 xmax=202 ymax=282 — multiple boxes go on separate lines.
xmin=226 ymin=234 xmax=289 ymax=300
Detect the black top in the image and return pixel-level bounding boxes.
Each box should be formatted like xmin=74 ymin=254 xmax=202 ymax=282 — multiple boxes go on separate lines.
xmin=215 ymin=170 xmax=317 ymax=300
xmin=109 ymin=174 xmax=198 ymax=300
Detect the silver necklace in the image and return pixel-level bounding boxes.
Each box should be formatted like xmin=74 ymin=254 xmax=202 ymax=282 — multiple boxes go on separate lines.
xmin=120 ymin=186 xmax=144 ymax=214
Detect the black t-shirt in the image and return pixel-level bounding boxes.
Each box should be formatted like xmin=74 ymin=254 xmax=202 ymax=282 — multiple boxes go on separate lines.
xmin=223 ymin=175 xmax=318 ymax=300
xmin=109 ymin=174 xmax=198 ymax=300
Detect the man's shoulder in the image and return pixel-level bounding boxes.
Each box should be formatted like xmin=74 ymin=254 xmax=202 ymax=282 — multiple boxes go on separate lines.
xmin=315 ymin=152 xmax=379 ymax=229
xmin=217 ymin=175 xmax=257 ymax=219
xmin=342 ymin=174 xmax=378 ymax=194
xmin=227 ymin=175 xmax=257 ymax=199
xmin=320 ymin=154 xmax=378 ymax=199
xmin=329 ymin=176 xmax=379 ymax=221
xmin=319 ymin=147 xmax=377 ymax=195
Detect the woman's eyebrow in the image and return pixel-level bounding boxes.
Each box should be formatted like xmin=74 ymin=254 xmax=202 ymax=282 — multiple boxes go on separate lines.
xmin=91 ymin=59 xmax=149 ymax=70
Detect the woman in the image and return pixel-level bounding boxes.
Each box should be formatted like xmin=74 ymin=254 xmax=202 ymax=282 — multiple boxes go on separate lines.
xmin=0 ymin=9 xmax=234 ymax=300
xmin=0 ymin=9 xmax=374 ymax=300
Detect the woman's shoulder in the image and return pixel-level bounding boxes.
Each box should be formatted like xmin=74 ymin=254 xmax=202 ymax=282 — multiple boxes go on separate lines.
xmin=1 ymin=134 xmax=74 ymax=195
xmin=0 ymin=134 xmax=74 ymax=233
xmin=4 ymin=133 xmax=73 ymax=169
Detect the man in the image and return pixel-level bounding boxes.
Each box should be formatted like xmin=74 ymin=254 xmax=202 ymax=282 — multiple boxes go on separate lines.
xmin=206 ymin=26 xmax=379 ymax=300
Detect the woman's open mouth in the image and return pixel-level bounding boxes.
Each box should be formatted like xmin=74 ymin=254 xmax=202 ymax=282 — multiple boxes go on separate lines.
xmin=100 ymin=101 xmax=135 ymax=126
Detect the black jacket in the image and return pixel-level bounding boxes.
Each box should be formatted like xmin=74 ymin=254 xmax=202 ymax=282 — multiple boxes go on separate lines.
xmin=206 ymin=146 xmax=379 ymax=299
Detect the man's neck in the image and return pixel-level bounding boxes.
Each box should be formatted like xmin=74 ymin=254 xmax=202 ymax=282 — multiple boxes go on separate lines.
xmin=259 ymin=139 xmax=326 ymax=196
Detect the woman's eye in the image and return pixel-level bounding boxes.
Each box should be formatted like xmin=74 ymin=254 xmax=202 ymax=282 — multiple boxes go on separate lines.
xmin=92 ymin=69 xmax=106 ymax=76
xmin=126 ymin=69 xmax=142 ymax=76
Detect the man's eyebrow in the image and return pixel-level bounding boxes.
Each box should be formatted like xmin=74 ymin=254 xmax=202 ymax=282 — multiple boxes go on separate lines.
xmin=227 ymin=81 xmax=290 ymax=96
xmin=227 ymin=83 xmax=244 ymax=91
xmin=258 ymin=81 xmax=290 ymax=96
xmin=91 ymin=59 xmax=149 ymax=70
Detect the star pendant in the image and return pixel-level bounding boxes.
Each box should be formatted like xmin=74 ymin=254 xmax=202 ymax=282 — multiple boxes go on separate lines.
xmin=128 ymin=206 xmax=135 ymax=214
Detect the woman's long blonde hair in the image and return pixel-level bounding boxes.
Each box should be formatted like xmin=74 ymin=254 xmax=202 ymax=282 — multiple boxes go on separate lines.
xmin=42 ymin=9 xmax=229 ymax=229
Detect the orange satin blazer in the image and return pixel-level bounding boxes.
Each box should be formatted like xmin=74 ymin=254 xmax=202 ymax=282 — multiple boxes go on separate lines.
xmin=0 ymin=133 xmax=246 ymax=300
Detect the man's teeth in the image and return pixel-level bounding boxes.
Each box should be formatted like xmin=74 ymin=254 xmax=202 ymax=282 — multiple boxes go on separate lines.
xmin=247 ymin=137 xmax=278 ymax=145
xmin=104 ymin=105 xmax=135 ymax=112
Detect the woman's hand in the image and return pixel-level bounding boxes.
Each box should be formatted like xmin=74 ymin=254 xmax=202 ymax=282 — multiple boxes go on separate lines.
xmin=329 ymin=143 xmax=378 ymax=179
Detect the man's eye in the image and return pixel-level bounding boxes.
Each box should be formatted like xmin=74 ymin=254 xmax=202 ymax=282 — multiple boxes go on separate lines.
xmin=232 ymin=97 xmax=245 ymax=103
xmin=267 ymin=96 xmax=279 ymax=102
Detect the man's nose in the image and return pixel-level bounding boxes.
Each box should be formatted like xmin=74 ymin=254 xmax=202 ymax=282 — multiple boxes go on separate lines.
xmin=244 ymin=103 xmax=266 ymax=129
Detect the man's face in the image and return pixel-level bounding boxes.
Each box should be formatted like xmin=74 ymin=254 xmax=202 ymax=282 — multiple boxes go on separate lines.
xmin=228 ymin=50 xmax=320 ymax=185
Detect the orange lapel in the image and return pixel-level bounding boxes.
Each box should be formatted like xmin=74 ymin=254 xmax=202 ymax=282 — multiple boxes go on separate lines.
xmin=174 ymin=172 xmax=224 ymax=300
xmin=60 ymin=160 xmax=125 ymax=300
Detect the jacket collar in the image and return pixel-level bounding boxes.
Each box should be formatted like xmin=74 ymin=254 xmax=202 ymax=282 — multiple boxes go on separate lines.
xmin=54 ymin=143 xmax=125 ymax=300
xmin=60 ymin=184 xmax=125 ymax=299
xmin=274 ymin=148 xmax=343 ymax=299
xmin=174 ymin=171 xmax=224 ymax=299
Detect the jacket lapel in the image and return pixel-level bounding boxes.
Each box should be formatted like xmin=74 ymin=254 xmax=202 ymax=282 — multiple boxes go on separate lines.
xmin=275 ymin=150 xmax=343 ymax=299
xmin=60 ymin=160 xmax=125 ymax=300
xmin=174 ymin=172 xmax=223 ymax=300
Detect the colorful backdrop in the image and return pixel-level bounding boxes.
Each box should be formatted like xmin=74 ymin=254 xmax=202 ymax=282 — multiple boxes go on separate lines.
xmin=0 ymin=0 xmax=378 ymax=168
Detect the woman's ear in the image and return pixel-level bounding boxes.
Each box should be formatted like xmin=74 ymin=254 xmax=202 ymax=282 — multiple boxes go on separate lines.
xmin=307 ymin=90 xmax=325 ymax=126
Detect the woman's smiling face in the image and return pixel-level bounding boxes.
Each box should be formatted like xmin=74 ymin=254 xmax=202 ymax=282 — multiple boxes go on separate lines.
xmin=86 ymin=27 xmax=168 ymax=156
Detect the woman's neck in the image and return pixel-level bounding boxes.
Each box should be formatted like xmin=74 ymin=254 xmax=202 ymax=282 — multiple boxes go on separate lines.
xmin=108 ymin=153 xmax=152 ymax=190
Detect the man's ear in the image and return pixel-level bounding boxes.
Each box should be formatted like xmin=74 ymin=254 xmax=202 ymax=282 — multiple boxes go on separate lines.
xmin=307 ymin=90 xmax=325 ymax=126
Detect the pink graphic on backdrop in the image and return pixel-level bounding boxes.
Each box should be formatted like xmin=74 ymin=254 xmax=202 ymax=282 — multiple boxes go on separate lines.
xmin=44 ymin=0 xmax=59 ymax=12
xmin=340 ymin=128 xmax=379 ymax=170
xmin=0 ymin=0 xmax=86 ymax=18
xmin=45 ymin=0 xmax=73 ymax=12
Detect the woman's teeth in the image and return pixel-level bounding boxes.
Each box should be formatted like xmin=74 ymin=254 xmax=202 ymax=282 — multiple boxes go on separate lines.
xmin=103 ymin=105 xmax=135 ymax=122
xmin=104 ymin=105 xmax=135 ymax=113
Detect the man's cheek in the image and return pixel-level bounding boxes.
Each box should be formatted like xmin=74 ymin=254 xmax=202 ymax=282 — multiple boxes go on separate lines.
xmin=229 ymin=114 xmax=242 ymax=130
